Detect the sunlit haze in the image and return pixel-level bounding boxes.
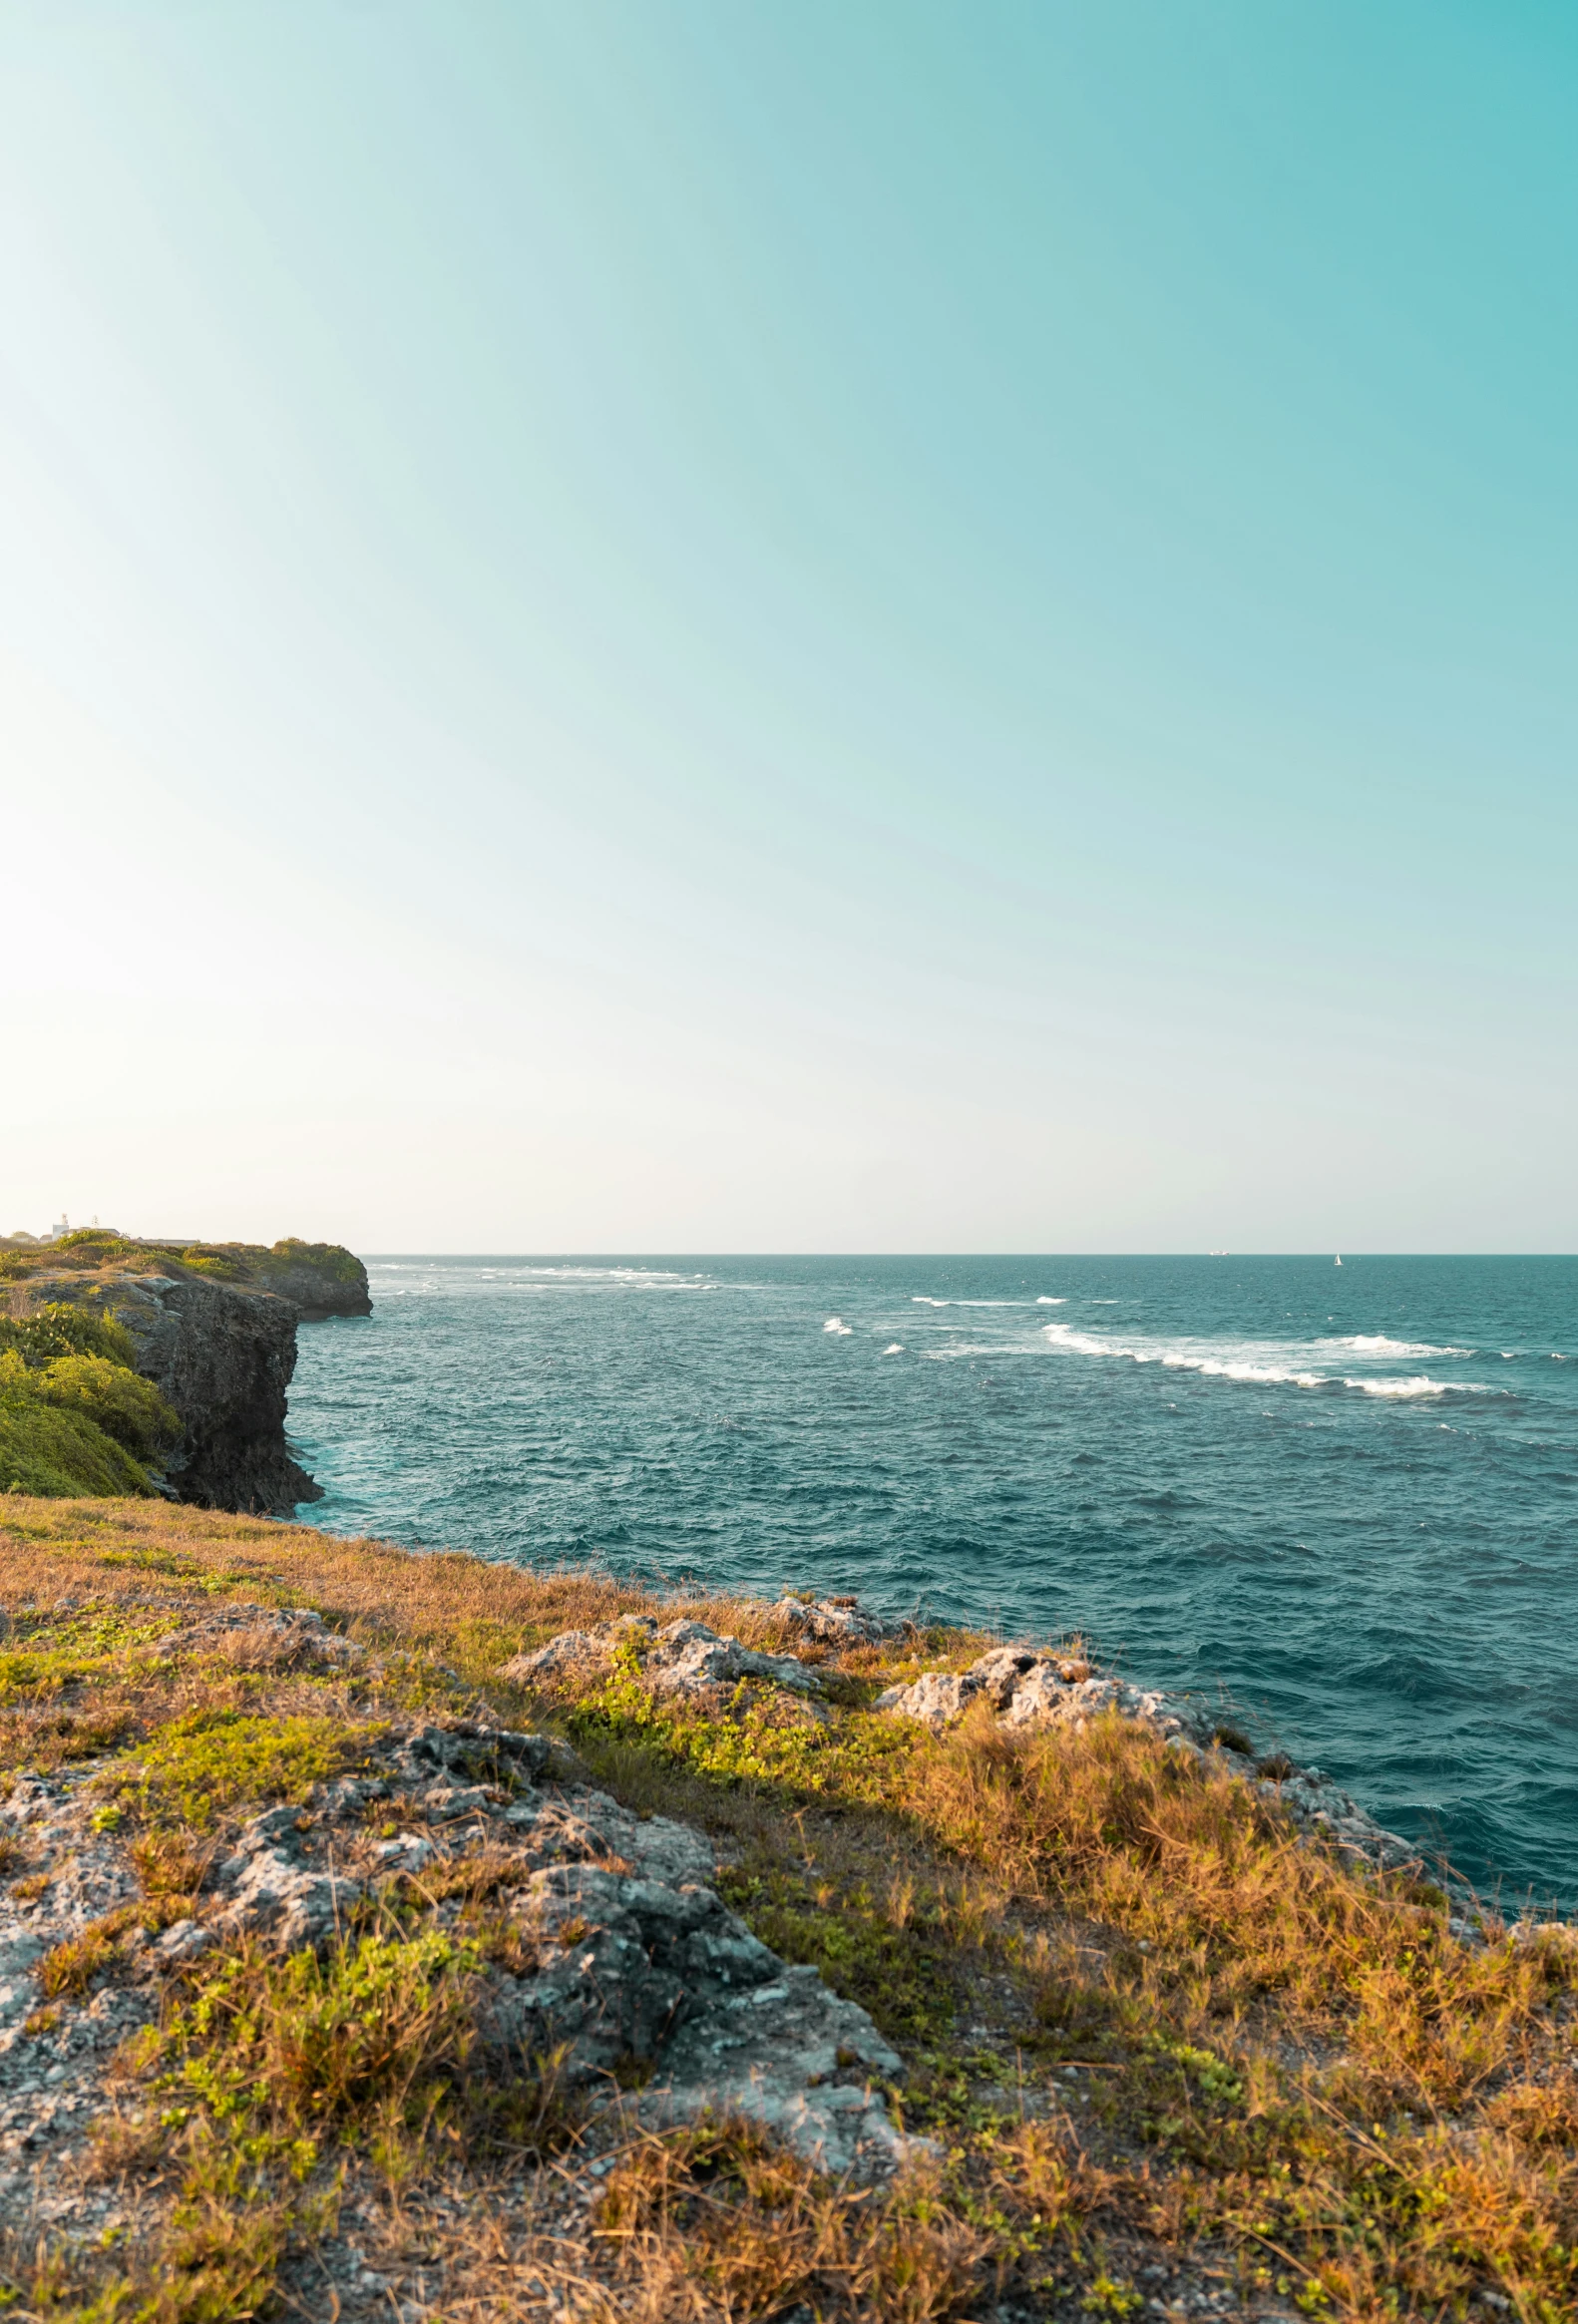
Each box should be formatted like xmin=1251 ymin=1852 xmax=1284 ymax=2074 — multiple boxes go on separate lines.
xmin=4 ymin=3 xmax=1575 ymax=1251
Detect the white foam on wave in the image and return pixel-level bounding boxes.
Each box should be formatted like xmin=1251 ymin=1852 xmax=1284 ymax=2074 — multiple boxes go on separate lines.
xmin=1189 ymin=1357 xmax=1328 ymax=1388
xmin=1348 ymin=1373 xmax=1491 ymax=1398
xmin=515 ymin=1265 xmax=698 ymax=1284
xmin=882 ymin=1343 xmax=904 ymax=1356
xmin=823 ymin=1317 xmax=853 ymax=1336
xmin=912 ymin=1296 xmax=1032 ymax=1309
xmin=1340 ymin=1334 xmax=1472 ymax=1358
xmin=1035 ymin=1296 xmax=1065 ymax=1305
xmin=1039 ymin=1323 xmax=1494 ymax=1401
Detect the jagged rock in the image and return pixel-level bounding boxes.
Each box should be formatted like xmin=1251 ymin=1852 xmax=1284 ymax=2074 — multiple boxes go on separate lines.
xmin=482 ymin=1858 xmax=906 ymax=2174
xmin=874 ymin=1669 xmax=979 ymax=1725
xmin=771 ymin=1596 xmax=897 ymax=1647
xmin=154 ymin=1919 xmax=212 ymax=1965
xmin=108 ymin=1271 xmax=321 ymax=1512
xmin=145 ymin=1719 xmax=909 ymax=2171
xmin=642 ymin=1619 xmax=823 ymax=1698
xmin=497 ymin=1629 xmax=608 ymax=1689
xmin=876 ymin=1647 xmax=1212 ymax=1745
xmin=163 ymin=1603 xmax=362 ymax=1671
xmin=213 ymin=1841 xmax=362 ymax=1953
xmin=498 ymin=1617 xmax=823 ymax=1700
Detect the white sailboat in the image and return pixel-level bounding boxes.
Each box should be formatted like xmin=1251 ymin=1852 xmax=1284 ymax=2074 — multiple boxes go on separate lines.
xmin=1335 ymin=1254 xmax=1343 ymax=1267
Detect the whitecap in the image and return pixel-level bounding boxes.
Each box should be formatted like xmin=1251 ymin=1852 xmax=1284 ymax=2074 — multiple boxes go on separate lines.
xmin=1039 ymin=1322 xmax=1494 ymax=1403
xmin=1347 ymin=1374 xmax=1450 ymax=1398
xmin=823 ymin=1317 xmax=853 ymax=1336
xmin=882 ymin=1344 xmax=904 ymax=1356
xmin=1041 ymin=1325 xmax=1117 ymax=1356
xmin=1340 ymin=1334 xmax=1472 ymax=1358
xmin=1035 ymin=1296 xmax=1065 ymax=1305
xmin=912 ymin=1297 xmax=950 ymax=1307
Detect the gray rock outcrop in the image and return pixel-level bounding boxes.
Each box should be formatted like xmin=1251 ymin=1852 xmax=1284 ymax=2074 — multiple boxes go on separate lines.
xmin=0 ymin=1704 xmax=911 ymax=2181
xmin=770 ymin=1596 xmax=901 ymax=1646
xmin=499 ymin=1615 xmax=826 ymax=1700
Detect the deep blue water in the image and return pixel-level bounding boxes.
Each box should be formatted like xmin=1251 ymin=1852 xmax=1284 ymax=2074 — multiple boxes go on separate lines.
xmin=286 ymin=1256 xmax=1577 ymax=1906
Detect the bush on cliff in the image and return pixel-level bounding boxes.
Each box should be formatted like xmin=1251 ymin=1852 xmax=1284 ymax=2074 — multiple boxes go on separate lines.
xmin=28 ymin=1353 xmax=180 ymax=1464
xmin=0 ymin=1306 xmax=175 ymax=1495
xmin=266 ymin=1237 xmax=366 ymax=1285
xmin=0 ymin=1300 xmax=137 ymax=1368
xmin=0 ymin=1360 xmax=152 ymax=1494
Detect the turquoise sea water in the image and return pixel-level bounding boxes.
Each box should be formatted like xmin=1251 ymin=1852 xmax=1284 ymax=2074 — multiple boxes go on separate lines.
xmin=286 ymin=1256 xmax=1577 ymax=1906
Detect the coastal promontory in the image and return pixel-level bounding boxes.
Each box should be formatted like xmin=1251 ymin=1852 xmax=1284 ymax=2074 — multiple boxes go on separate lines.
xmin=0 ymin=1230 xmax=367 ymax=1511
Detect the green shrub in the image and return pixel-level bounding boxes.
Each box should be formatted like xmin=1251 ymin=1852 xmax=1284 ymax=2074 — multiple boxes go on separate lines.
xmin=267 ymin=1239 xmax=363 ymax=1285
xmin=32 ymin=1355 xmax=181 ymax=1463
xmin=180 ymin=1245 xmax=249 ymax=1281
xmin=39 ymin=1229 xmax=145 ymax=1269
xmin=0 ymin=1301 xmax=137 ymax=1368
xmin=0 ymin=1362 xmax=152 ymax=1495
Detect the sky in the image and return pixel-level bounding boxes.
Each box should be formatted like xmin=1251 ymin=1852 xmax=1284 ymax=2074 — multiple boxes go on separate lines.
xmin=3 ymin=0 xmax=1575 ymax=1253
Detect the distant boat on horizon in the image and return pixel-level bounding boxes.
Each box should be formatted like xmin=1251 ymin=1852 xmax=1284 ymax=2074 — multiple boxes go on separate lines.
xmin=1335 ymin=1254 xmax=1343 ymax=1266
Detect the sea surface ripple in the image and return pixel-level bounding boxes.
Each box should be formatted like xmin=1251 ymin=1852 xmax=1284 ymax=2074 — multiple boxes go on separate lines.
xmin=286 ymin=1255 xmax=1578 ymax=1905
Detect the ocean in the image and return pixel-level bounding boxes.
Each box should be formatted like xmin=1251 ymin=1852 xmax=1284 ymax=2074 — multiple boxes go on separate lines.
xmin=285 ymin=1254 xmax=1577 ymax=1907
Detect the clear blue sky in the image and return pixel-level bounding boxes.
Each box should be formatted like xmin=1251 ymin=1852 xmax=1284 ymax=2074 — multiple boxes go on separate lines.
xmin=3 ymin=2 xmax=1574 ymax=1250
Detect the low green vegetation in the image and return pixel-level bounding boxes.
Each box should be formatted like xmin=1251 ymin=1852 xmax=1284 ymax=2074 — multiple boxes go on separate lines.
xmin=122 ymin=1708 xmax=375 ymax=1827
xmin=0 ymin=1228 xmax=364 ymax=1297
xmin=0 ymin=1305 xmax=178 ymax=1497
xmin=0 ymin=1369 xmax=155 ymax=1497
xmin=260 ymin=1238 xmax=366 ymax=1288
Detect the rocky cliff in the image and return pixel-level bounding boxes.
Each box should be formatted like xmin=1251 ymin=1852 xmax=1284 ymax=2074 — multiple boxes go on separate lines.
xmin=0 ymin=1233 xmax=369 ymax=1513
xmin=111 ymin=1273 xmax=321 ymax=1512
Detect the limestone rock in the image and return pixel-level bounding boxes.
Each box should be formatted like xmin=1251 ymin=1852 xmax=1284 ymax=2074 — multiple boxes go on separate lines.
xmin=771 ymin=1596 xmax=897 ymax=1647
xmin=213 ymin=1839 xmax=362 ymax=1954
xmin=163 ymin=1603 xmax=362 ymax=1672
xmin=483 ymin=1859 xmax=906 ymax=2174
xmin=499 ymin=1616 xmax=823 ymax=1700
xmin=497 ymin=1630 xmax=608 ymax=1689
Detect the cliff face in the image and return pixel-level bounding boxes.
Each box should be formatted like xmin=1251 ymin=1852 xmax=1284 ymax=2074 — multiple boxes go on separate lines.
xmin=112 ymin=1274 xmax=322 ymax=1513
xmin=3 ymin=1235 xmax=370 ymax=1513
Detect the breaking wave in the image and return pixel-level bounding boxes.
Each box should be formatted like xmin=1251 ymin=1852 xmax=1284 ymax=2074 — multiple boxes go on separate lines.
xmin=1339 ymin=1334 xmax=1472 ymax=1358
xmin=1039 ymin=1323 xmax=1490 ymax=1399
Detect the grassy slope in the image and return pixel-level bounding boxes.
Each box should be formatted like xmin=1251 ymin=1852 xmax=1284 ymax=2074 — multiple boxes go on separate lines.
xmin=0 ymin=1232 xmax=364 ymax=1296
xmin=0 ymin=1497 xmax=1574 ymax=2323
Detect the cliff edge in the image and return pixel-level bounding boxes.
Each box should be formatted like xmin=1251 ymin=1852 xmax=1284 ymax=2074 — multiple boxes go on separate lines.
xmin=0 ymin=1231 xmax=369 ymax=1512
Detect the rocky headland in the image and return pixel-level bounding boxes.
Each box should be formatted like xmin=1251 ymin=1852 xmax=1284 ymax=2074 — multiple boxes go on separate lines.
xmin=0 ymin=1231 xmax=368 ymax=1512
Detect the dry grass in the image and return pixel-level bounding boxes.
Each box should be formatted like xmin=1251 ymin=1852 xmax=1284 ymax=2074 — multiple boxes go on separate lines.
xmin=0 ymin=1496 xmax=1573 ymax=2322
xmin=0 ymin=1493 xmax=819 ymax=1643
xmin=590 ymin=2117 xmax=997 ymax=2322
